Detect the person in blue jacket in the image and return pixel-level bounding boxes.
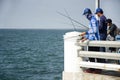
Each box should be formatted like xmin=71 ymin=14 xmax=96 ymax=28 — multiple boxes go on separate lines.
xmin=81 ymin=8 xmax=100 ymax=41
xmin=80 ymin=8 xmax=101 ymax=73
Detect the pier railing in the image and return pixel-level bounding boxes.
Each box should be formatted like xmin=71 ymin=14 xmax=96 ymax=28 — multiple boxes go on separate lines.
xmin=78 ymin=40 xmax=120 ymax=72
xmin=63 ymin=31 xmax=120 ymax=80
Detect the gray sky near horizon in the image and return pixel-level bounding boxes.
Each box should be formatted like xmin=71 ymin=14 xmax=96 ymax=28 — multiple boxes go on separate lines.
xmin=0 ymin=0 xmax=119 ymax=29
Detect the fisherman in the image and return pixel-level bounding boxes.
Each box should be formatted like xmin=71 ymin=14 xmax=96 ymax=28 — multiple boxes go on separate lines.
xmin=106 ymin=19 xmax=117 ymax=52
xmin=95 ymin=8 xmax=107 ymax=63
xmin=95 ymin=8 xmax=107 ymax=42
xmin=80 ymin=8 xmax=101 ymax=73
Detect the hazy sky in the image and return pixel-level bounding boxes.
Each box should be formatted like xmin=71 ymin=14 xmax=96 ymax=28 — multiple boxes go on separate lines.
xmin=0 ymin=0 xmax=119 ymax=29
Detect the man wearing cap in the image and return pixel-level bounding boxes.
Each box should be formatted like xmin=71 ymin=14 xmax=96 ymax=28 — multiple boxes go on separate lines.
xmin=95 ymin=8 xmax=107 ymax=41
xmin=95 ymin=8 xmax=107 ymax=63
xmin=81 ymin=8 xmax=100 ymax=41
xmin=80 ymin=8 xmax=101 ymax=73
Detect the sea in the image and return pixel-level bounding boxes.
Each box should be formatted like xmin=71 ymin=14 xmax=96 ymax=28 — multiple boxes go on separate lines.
xmin=0 ymin=29 xmax=77 ymax=80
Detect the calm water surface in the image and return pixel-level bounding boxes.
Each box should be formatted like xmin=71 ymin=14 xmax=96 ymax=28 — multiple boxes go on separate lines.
xmin=0 ymin=29 xmax=74 ymax=80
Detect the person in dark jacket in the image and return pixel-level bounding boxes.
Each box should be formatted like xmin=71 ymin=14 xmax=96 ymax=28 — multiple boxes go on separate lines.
xmin=95 ymin=8 xmax=107 ymax=41
xmin=106 ymin=18 xmax=117 ymax=52
xmin=95 ymin=8 xmax=107 ymax=63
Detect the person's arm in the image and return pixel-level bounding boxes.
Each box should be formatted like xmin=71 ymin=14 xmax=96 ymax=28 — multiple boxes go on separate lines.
xmin=81 ymin=33 xmax=88 ymax=42
xmin=99 ymin=18 xmax=104 ymax=31
xmin=79 ymin=31 xmax=89 ymax=42
xmin=80 ymin=32 xmax=86 ymax=36
xmin=81 ymin=37 xmax=87 ymax=42
xmin=107 ymin=24 xmax=116 ymax=34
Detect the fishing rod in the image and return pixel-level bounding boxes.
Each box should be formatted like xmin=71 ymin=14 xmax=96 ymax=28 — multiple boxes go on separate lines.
xmin=64 ymin=9 xmax=77 ymax=31
xmin=57 ymin=11 xmax=89 ymax=29
xmin=62 ymin=22 xmax=88 ymax=30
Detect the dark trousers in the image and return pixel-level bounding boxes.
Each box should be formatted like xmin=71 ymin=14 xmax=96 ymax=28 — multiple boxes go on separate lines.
xmin=98 ymin=34 xmax=107 ymax=63
xmin=88 ymin=47 xmax=105 ymax=63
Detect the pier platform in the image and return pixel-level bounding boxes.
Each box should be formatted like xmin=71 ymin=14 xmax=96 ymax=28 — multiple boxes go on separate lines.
xmin=63 ymin=71 xmax=120 ymax=80
xmin=62 ymin=31 xmax=120 ymax=80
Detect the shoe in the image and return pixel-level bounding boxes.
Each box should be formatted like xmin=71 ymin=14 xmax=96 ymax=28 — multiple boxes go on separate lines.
xmin=93 ymin=69 xmax=102 ymax=74
xmin=84 ymin=69 xmax=93 ymax=73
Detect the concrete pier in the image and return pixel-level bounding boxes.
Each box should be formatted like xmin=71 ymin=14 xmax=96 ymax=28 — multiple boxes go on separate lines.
xmin=63 ymin=31 xmax=120 ymax=80
xmin=63 ymin=71 xmax=120 ymax=80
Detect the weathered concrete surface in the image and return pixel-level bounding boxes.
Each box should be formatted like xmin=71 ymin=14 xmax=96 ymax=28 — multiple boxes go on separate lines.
xmin=63 ymin=71 xmax=120 ymax=80
xmin=62 ymin=72 xmax=83 ymax=80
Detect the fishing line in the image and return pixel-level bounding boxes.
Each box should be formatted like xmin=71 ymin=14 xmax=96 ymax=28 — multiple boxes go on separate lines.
xmin=57 ymin=11 xmax=89 ymax=30
xmin=64 ymin=9 xmax=77 ymax=31
xmin=62 ymin=22 xmax=88 ymax=31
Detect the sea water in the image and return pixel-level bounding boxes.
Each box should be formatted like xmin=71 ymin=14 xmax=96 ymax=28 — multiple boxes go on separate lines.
xmin=0 ymin=29 xmax=74 ymax=80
